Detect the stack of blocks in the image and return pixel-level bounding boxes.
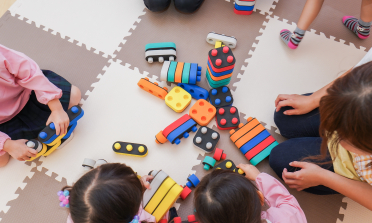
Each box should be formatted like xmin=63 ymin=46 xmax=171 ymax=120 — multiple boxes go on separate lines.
xmin=234 ymin=0 xmax=255 ymax=15
xmin=156 ymin=114 xmax=198 ymax=145
xmin=206 ymin=46 xmax=235 ymax=88
xmin=161 ymin=61 xmax=202 ymax=84
xmin=230 ymin=117 xmax=279 ymax=165
xmin=143 ymin=170 xmax=183 ymax=222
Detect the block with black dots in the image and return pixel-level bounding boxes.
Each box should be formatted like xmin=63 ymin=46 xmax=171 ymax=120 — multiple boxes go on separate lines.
xmin=229 ymin=117 xmax=279 ymax=165
xmin=156 ymin=114 xmax=197 ymax=145
xmin=215 ymin=106 xmax=240 ymax=130
xmin=209 ymin=86 xmax=233 ymax=107
xmin=193 ymin=126 xmax=220 ymax=153
xmin=112 ymin=142 xmax=148 ymax=157
xmin=161 ymin=61 xmax=202 ymax=85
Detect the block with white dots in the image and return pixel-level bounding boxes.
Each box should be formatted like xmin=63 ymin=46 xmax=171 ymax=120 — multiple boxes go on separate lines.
xmin=193 ymin=127 xmax=220 ymax=153
xmin=112 ymin=141 xmax=148 ymax=157
xmin=209 ymin=86 xmax=233 ymax=108
xmin=165 ymin=86 xmax=192 ymax=113
xmin=215 ymin=106 xmax=240 ymax=130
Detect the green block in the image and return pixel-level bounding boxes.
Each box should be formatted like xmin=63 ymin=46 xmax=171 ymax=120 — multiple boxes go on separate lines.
xmin=203 ymin=156 xmax=216 ymax=170
xmin=145 ymin=42 xmax=176 ymax=51
xmin=250 ymin=141 xmax=279 ymax=166
xmin=182 ymin=63 xmax=191 ymax=84
xmin=167 ymin=61 xmax=178 ymax=82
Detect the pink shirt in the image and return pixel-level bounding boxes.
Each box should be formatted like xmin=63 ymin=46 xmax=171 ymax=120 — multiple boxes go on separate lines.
xmin=257 ymin=173 xmax=307 ymax=223
xmin=0 ymin=44 xmax=62 ymax=154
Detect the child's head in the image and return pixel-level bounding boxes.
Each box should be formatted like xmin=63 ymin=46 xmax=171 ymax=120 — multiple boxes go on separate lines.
xmin=319 ymin=61 xmax=372 ymax=155
xmin=63 ymin=163 xmax=143 ymax=223
xmin=193 ymin=169 xmax=263 ymax=223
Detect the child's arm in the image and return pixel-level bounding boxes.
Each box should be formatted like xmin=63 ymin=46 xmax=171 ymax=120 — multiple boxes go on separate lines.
xmin=237 ymin=164 xmax=307 ymax=223
xmin=2 ymin=45 xmax=69 ymax=135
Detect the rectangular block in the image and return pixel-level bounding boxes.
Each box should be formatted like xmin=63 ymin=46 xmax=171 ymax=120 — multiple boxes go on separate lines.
xmin=244 ymin=135 xmax=276 ymax=160
xmin=239 ymin=130 xmax=270 ymax=155
xmin=152 ymin=184 xmax=183 ymax=222
xmin=167 ymin=61 xmax=178 ymax=82
xmin=230 ymin=118 xmax=260 ymax=142
xmin=145 ymin=177 xmax=176 ymax=214
xmin=166 ymin=119 xmax=197 ymax=144
xmin=175 ymin=62 xmax=184 ymax=83
xmin=143 ymin=171 xmax=169 ymax=207
xmin=249 ymin=141 xmax=279 ymax=166
xmin=235 ymin=124 xmax=265 ymax=148
xmin=182 ymin=63 xmax=191 ymax=84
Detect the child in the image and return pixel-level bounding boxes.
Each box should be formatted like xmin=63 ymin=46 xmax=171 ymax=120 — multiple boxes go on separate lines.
xmin=143 ymin=0 xmax=204 ymax=13
xmin=62 ymin=163 xmax=162 ymax=223
xmin=194 ymin=164 xmax=307 ymax=223
xmin=0 ymin=44 xmax=81 ymax=166
xmin=280 ymin=0 xmax=372 ymax=49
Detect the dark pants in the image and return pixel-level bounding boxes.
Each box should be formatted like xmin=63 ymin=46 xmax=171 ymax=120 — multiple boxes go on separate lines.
xmin=269 ymin=94 xmax=339 ymax=195
xmin=144 ymin=0 xmax=204 ymax=13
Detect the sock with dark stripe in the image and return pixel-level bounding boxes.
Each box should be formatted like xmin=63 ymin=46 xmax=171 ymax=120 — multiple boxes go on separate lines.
xmin=280 ymin=27 xmax=305 ymax=49
xmin=343 ymin=16 xmax=371 ymax=39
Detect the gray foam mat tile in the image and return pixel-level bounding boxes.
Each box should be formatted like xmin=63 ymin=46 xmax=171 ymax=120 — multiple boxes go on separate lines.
xmin=271 ymin=0 xmax=371 ymax=51
xmin=0 ymin=167 xmax=68 ymax=223
xmin=0 ymin=11 xmax=110 ymax=100
xmin=114 ymin=0 xmax=269 ymax=91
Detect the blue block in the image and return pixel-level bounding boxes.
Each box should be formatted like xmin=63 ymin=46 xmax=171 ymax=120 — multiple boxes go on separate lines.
xmin=177 ymin=83 xmax=209 ymax=100
xmin=186 ymin=174 xmax=200 ymax=188
xmin=207 ymin=61 xmax=234 ymax=77
xmin=240 ymin=130 xmax=270 ymax=155
xmin=167 ymin=119 xmax=197 ymax=144
xmin=189 ymin=63 xmax=198 ymax=84
xmin=234 ymin=3 xmax=254 ymax=11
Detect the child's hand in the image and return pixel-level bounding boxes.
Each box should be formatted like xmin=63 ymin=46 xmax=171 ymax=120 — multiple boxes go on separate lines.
xmin=46 ymin=108 xmax=69 ymax=136
xmin=3 ymin=139 xmax=38 ymax=161
xmin=275 ymin=94 xmax=317 ymax=115
xmin=282 ymin=161 xmax=324 ymax=191
xmin=140 ymin=175 xmax=154 ymax=190
xmin=237 ymin=163 xmax=260 ymax=181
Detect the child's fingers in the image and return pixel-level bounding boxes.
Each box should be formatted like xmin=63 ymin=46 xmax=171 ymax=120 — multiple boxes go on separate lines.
xmin=144 ymin=181 xmax=151 ymax=189
xmin=276 ymin=100 xmax=294 ymax=112
xmin=64 ymin=121 xmax=69 ymax=135
xmin=55 ymin=122 xmax=60 ymax=135
xmin=28 ymin=148 xmax=38 ymax=155
xmin=282 ymin=168 xmax=299 ymax=180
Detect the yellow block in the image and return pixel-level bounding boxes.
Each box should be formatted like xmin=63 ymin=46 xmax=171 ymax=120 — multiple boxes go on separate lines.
xmin=28 ymin=143 xmax=47 ymax=161
xmin=46 ymin=133 xmax=66 ymax=146
xmin=214 ymin=41 xmax=225 ymax=48
xmin=145 ymin=177 xmax=175 ymax=214
xmin=152 ymin=184 xmax=183 ymax=222
xmin=165 ymin=86 xmax=191 ymax=113
xmin=43 ymin=140 xmax=61 ymax=156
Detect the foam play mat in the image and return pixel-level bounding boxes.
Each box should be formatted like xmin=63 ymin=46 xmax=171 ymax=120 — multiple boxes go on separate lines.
xmin=0 ymin=0 xmax=372 ymax=222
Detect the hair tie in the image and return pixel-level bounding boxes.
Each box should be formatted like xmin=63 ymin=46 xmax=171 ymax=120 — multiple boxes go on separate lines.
xmin=130 ymin=215 xmax=139 ymax=223
xmin=57 ymin=190 xmax=70 ymax=208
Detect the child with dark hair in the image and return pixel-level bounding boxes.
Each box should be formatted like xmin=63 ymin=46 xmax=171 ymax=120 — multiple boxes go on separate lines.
xmin=62 ymin=163 xmax=161 ymax=223
xmin=194 ymin=164 xmax=307 ymax=223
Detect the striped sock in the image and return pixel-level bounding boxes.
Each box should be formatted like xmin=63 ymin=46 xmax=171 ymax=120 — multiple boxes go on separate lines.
xmin=343 ymin=16 xmax=371 ymax=39
xmin=280 ymin=27 xmax=305 ymax=49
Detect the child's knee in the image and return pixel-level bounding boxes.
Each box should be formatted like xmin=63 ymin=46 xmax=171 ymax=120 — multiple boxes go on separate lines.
xmin=144 ymin=0 xmax=171 ymax=12
xmin=0 ymin=153 xmax=10 ymax=167
xmin=69 ymin=85 xmax=81 ymax=108
xmin=174 ymin=0 xmax=204 ymax=13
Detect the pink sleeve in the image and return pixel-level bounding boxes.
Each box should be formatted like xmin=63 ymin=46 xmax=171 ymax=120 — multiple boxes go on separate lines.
xmin=0 ymin=132 xmax=11 ymax=156
xmin=4 ymin=49 xmax=62 ymax=105
xmin=256 ymin=173 xmax=307 ymax=223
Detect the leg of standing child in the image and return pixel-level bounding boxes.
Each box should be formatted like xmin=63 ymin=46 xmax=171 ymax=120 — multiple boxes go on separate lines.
xmin=343 ymin=0 xmax=372 ymax=39
xmin=280 ymin=0 xmax=324 ymax=49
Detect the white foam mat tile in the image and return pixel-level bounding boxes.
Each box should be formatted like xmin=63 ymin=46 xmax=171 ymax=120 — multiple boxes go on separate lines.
xmin=254 ymin=0 xmax=278 ymax=15
xmin=37 ymin=60 xmax=202 ymax=185
xmin=9 ymin=0 xmax=146 ymax=57
xmin=337 ymin=197 xmax=372 ymax=223
xmin=233 ymin=16 xmax=366 ymax=129
xmin=0 ymin=160 xmax=35 ymax=216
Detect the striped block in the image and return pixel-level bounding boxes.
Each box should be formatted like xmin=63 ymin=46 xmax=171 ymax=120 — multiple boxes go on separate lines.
xmin=206 ymin=46 xmax=235 ymax=88
xmin=160 ymin=61 xmax=202 ymax=84
xmin=230 ymin=117 xmax=278 ymax=166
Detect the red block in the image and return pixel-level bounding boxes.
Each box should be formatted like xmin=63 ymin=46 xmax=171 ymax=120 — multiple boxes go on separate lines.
xmin=180 ymin=186 xmax=192 ymax=200
xmin=163 ymin=114 xmax=191 ymax=137
xmin=234 ymin=8 xmax=253 ymax=15
xmin=245 ymin=136 xmax=275 ymax=160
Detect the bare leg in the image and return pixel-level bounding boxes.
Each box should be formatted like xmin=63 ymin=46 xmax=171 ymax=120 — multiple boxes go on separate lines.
xmin=68 ymin=85 xmax=82 ymax=109
xmin=361 ymin=0 xmax=372 ymax=23
xmin=0 ymin=153 xmax=10 ymax=167
xmin=297 ymin=0 xmax=325 ymax=30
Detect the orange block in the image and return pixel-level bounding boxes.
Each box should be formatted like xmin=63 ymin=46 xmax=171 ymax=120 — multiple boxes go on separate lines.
xmin=230 ymin=117 xmax=260 ymax=142
xmin=235 ymin=124 xmax=265 ymax=149
xmin=138 ymin=78 xmax=168 ymax=99
xmin=189 ymin=99 xmax=216 ymax=126
xmin=175 ymin=62 xmax=184 ymax=83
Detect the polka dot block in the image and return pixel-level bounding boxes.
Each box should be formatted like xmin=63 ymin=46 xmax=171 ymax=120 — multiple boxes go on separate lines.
xmin=209 ymin=86 xmax=234 ymax=108
xmin=214 ymin=159 xmax=237 ymax=172
xmin=112 ymin=141 xmax=148 ymax=157
xmin=193 ymin=126 xmax=220 ymax=153
xmin=189 ymin=99 xmax=216 ymax=126
xmin=215 ymin=106 xmax=240 ymax=130
xmin=165 ymin=86 xmax=192 ymax=113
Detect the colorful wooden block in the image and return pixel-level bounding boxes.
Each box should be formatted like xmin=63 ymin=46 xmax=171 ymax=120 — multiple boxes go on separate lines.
xmin=215 ymin=106 xmax=240 ymax=130
xmin=112 ymin=141 xmax=148 ymax=157
xmin=165 ymin=86 xmax=192 ymax=113
xmin=186 ymin=174 xmax=200 ymax=188
xmin=145 ymin=42 xmax=176 ymax=63
xmin=209 ymin=86 xmax=233 ymax=108
xmin=203 ymin=156 xmax=216 ymax=170
xmin=160 ymin=61 xmax=202 ymax=84
xmin=178 ymin=83 xmax=209 ymax=100
xmin=138 ymin=77 xmax=168 ymax=99
xmin=193 ymin=127 xmax=220 ymax=153
xmin=189 ymin=99 xmax=216 ymax=126
xmin=206 ymin=32 xmax=237 ymax=48
xmin=213 ymin=148 xmax=227 ymax=161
